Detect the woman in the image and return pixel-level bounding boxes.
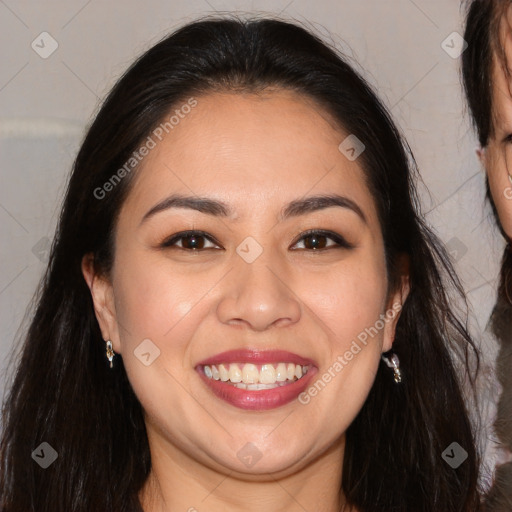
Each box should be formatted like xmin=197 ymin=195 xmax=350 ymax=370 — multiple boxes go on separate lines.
xmin=0 ymin=15 xmax=483 ymax=511
xmin=462 ymin=1 xmax=512 ymax=510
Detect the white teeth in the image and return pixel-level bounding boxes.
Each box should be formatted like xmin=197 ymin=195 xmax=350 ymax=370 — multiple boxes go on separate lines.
xmin=203 ymin=362 xmax=310 ymax=386
xmin=242 ymin=363 xmax=259 ymax=384
xmin=229 ymin=363 xmax=242 ymax=383
xmin=276 ymin=362 xmax=287 ymax=382
xmin=286 ymin=363 xmax=295 ymax=380
xmin=235 ymin=382 xmax=287 ymax=390
xmin=259 ymin=364 xmax=276 ymax=384
xmin=218 ymin=363 xmax=229 ymax=381
xmin=248 ymin=383 xmax=274 ymax=390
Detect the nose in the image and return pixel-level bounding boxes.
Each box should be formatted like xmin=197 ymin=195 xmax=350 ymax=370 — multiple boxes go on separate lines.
xmin=216 ymin=249 xmax=302 ymax=332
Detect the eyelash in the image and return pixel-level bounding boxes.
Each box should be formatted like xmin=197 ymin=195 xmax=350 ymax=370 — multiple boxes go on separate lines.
xmin=160 ymin=229 xmax=354 ymax=252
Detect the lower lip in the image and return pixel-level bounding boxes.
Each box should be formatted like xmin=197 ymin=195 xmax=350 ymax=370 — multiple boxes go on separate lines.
xmin=197 ymin=366 xmax=318 ymax=410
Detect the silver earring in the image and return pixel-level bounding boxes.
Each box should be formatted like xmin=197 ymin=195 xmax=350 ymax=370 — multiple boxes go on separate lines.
xmin=106 ymin=340 xmax=115 ymax=368
xmin=381 ymin=352 xmax=402 ymax=383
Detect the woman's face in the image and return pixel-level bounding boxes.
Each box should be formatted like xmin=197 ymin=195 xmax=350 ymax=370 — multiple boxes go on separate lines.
xmin=84 ymin=89 xmax=406 ymax=478
xmin=483 ymin=5 xmax=512 ymax=238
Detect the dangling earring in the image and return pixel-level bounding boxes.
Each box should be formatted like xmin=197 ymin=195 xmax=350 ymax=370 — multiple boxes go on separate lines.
xmin=381 ymin=352 xmax=402 ymax=383
xmin=106 ymin=340 xmax=115 ymax=368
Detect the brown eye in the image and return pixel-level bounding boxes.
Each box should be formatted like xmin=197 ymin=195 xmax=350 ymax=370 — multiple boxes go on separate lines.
xmin=302 ymin=233 xmax=329 ymax=250
xmin=161 ymin=231 xmax=221 ymax=250
xmin=180 ymin=233 xmax=206 ymax=249
xmin=291 ymin=230 xmax=353 ymax=251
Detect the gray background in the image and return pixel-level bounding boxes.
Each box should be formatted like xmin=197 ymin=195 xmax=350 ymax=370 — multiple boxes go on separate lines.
xmin=0 ymin=0 xmax=503 ymax=423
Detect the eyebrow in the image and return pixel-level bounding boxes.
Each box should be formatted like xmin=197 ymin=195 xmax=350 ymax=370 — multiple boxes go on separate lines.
xmin=139 ymin=193 xmax=367 ymax=226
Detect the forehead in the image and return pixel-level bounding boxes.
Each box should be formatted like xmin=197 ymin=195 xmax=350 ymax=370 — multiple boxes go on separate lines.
xmin=122 ymin=90 xmax=379 ymax=224
xmin=161 ymin=90 xmax=344 ymax=165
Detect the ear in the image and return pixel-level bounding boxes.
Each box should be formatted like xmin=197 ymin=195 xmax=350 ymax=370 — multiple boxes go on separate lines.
xmin=382 ymin=253 xmax=410 ymax=353
xmin=81 ymin=253 xmax=121 ymax=353
xmin=476 ymin=146 xmax=486 ymax=167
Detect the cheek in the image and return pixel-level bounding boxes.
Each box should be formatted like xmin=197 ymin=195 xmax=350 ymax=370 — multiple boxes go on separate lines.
xmin=487 ymin=151 xmax=512 ymax=238
xmin=305 ymin=252 xmax=388 ymax=348
xmin=295 ymin=257 xmax=389 ymax=437
xmin=489 ymin=177 xmax=512 ymax=238
xmin=111 ymin=250 xmax=210 ymax=352
xmin=109 ymin=251 xmax=216 ymax=423
xmin=303 ymin=250 xmax=388 ymax=389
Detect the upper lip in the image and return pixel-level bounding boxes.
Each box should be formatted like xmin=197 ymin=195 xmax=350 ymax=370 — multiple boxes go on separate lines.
xmin=196 ymin=349 xmax=317 ymax=367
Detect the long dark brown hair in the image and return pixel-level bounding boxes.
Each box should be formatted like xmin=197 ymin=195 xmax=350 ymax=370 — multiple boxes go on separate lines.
xmin=462 ymin=1 xmax=512 ymax=510
xmin=1 ymin=15 xmax=483 ymax=511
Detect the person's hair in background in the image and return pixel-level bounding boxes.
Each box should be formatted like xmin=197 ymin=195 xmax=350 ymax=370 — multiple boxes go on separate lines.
xmin=462 ymin=1 xmax=512 ymax=510
xmin=0 ymin=15 xmax=483 ymax=512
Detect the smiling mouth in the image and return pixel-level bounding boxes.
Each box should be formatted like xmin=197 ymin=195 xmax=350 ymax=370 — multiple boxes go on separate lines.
xmin=200 ymin=362 xmax=311 ymax=390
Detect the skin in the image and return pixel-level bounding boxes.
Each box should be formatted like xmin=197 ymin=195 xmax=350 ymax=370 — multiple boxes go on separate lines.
xmin=82 ymin=89 xmax=409 ymax=512
xmin=480 ymin=3 xmax=512 ymax=239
